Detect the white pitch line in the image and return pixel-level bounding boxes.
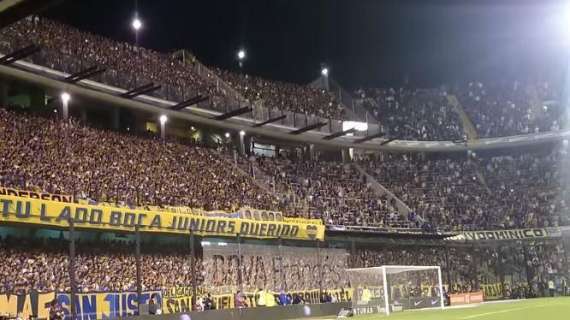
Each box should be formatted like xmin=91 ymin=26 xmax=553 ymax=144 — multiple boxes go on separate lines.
xmin=460 ymin=304 xmax=550 ymax=319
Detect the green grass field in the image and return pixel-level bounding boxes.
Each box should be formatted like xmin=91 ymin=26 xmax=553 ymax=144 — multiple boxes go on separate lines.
xmin=295 ymin=297 xmax=570 ymax=320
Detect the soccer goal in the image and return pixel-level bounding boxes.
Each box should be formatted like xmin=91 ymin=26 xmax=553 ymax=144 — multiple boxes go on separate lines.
xmin=346 ymin=265 xmax=445 ymax=316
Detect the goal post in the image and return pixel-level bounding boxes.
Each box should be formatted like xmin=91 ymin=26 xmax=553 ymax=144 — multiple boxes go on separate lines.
xmin=347 ymin=265 xmax=445 ymax=316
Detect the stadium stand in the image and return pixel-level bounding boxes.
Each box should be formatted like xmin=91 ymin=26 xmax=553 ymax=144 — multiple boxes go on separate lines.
xmin=214 ymin=68 xmax=344 ymax=119
xmin=0 ymin=108 xmax=278 ymax=211
xmin=255 ymin=156 xmax=417 ymax=228
xmin=0 ymin=17 xmax=345 ymax=122
xmin=358 ymin=146 xmax=569 ymax=231
xmin=456 ymin=81 xmax=563 ymax=138
xmin=353 ymin=87 xmax=465 ymax=141
xmin=0 ymin=237 xmax=205 ymax=294
xmin=1 ymin=234 xmax=566 ymax=300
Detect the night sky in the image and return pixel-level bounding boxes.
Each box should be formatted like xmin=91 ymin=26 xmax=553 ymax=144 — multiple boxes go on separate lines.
xmin=44 ymin=0 xmax=570 ymax=89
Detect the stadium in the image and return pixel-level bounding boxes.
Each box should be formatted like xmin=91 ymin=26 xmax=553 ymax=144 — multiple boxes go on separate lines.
xmin=0 ymin=0 xmax=569 ymax=319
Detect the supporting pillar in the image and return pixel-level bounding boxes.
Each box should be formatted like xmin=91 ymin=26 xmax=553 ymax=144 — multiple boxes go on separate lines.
xmin=317 ymin=240 xmax=323 ymax=299
xmin=239 ymin=131 xmax=246 ymax=155
xmin=29 ymin=86 xmax=45 ymax=111
xmin=341 ymin=148 xmax=349 ymax=163
xmin=237 ymin=234 xmax=243 ymax=292
xmin=112 ymin=107 xmax=120 ymax=130
xmin=68 ymin=218 xmax=77 ymax=319
xmin=190 ymin=230 xmax=197 ymax=310
xmin=0 ymin=82 xmax=8 ymax=106
xmin=135 ymin=225 xmax=143 ymax=314
xmin=80 ymin=108 xmax=88 ymax=123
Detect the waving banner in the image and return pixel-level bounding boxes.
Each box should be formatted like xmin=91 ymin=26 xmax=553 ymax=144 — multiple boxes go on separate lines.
xmin=0 ymin=194 xmax=324 ymax=241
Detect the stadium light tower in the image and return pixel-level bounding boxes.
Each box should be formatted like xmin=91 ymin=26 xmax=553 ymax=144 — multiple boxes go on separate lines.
xmin=132 ymin=15 xmax=142 ymax=45
xmin=159 ymin=115 xmax=167 ymax=139
xmin=60 ymin=92 xmax=71 ymax=120
xmin=237 ymin=48 xmax=246 ymax=68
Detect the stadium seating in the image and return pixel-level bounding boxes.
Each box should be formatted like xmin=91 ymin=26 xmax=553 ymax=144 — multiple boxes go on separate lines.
xmin=0 ymin=108 xmax=278 ymax=211
xmin=358 ymin=147 xmax=568 ymax=231
xmin=1 ymin=14 xmax=569 ymax=312
xmin=0 ymin=17 xmax=344 ymax=122
xmin=353 ymin=87 xmax=465 ymax=141
xmin=456 ymin=81 xmax=563 ymax=138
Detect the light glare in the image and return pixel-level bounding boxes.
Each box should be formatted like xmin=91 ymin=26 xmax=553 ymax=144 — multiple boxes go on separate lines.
xmin=132 ymin=17 xmax=142 ymax=31
xmin=237 ymin=49 xmax=246 ymax=60
xmin=60 ymin=92 xmax=71 ymax=104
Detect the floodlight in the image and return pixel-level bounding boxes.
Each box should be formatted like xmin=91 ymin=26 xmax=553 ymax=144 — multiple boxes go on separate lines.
xmin=132 ymin=17 xmax=142 ymax=31
xmin=237 ymin=49 xmax=246 ymax=61
xmin=60 ymin=92 xmax=71 ymax=104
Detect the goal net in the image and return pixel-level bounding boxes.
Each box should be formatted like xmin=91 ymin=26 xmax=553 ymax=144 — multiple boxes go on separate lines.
xmin=346 ymin=265 xmax=444 ymax=316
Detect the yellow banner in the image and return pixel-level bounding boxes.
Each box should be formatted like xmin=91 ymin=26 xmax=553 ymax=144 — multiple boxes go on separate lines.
xmin=0 ymin=186 xmax=73 ymax=203
xmin=0 ymin=194 xmax=325 ymax=240
xmin=0 ymin=292 xmax=55 ymax=319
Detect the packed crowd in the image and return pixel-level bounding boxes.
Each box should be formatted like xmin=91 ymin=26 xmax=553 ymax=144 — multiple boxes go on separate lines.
xmin=2 ymin=234 xmax=566 ymax=300
xmin=215 ymin=68 xmax=343 ymax=119
xmin=0 ymin=17 xmax=219 ymax=108
xmin=2 ymin=106 xmax=570 ymax=232
xmin=359 ymin=145 xmax=569 ymax=231
xmin=353 ymin=88 xmax=465 ymax=141
xmin=2 ymin=19 xmax=567 ymax=140
xmin=0 ymin=17 xmax=345 ymax=121
xmin=0 ymin=108 xmax=277 ymax=211
xmin=255 ymin=156 xmax=409 ymax=227
xmin=353 ymin=81 xmax=565 ymax=140
xmin=0 ymin=237 xmax=204 ymax=294
xmin=457 ymin=81 xmax=563 ymax=138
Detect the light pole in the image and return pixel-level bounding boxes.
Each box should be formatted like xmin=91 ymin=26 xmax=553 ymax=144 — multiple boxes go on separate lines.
xmin=132 ymin=16 xmax=142 ymax=46
xmin=159 ymin=115 xmax=168 ymax=140
xmin=321 ymin=65 xmax=330 ymax=91
xmin=60 ymin=92 xmax=70 ymax=120
xmin=239 ymin=130 xmax=246 ymax=155
xmin=237 ymin=49 xmax=246 ymax=69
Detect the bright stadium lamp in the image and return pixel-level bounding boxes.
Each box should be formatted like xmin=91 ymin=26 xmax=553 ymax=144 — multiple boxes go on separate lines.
xmin=237 ymin=49 xmax=246 ymax=61
xmin=321 ymin=67 xmax=329 ymax=77
xmin=60 ymin=92 xmax=71 ymax=120
xmin=159 ymin=115 xmax=168 ymax=125
xmin=132 ymin=17 xmax=142 ymax=31
xmin=225 ymin=132 xmax=231 ymax=138
xmin=239 ymin=130 xmax=246 ymax=137
xmin=60 ymin=92 xmax=71 ymax=104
